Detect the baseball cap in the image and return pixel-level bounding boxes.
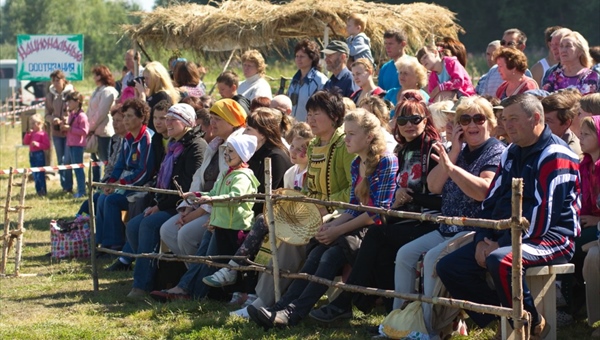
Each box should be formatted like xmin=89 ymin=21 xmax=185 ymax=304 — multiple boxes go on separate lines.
xmin=322 ymin=40 xmax=349 ymax=55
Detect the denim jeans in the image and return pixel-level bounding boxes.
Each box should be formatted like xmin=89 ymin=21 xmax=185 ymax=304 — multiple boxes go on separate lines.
xmin=78 ymin=192 xmax=100 ymax=215
xmin=68 ymin=146 xmax=85 ymax=195
xmin=91 ymin=136 xmax=112 ymax=182
xmin=127 ymin=210 xmax=175 ymax=291
xmin=96 ymin=193 xmax=129 ymax=248
xmin=53 ymin=135 xmax=72 ymax=191
xmin=178 ymin=228 xmax=240 ymax=299
xmin=277 ymin=244 xmax=347 ymax=320
xmin=29 ymin=150 xmax=46 ymax=194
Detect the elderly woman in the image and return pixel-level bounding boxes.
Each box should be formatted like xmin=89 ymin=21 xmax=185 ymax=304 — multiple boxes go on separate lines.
xmin=135 ymin=61 xmax=181 ymax=131
xmin=126 ymin=103 xmax=207 ymax=299
xmin=350 ymin=58 xmax=385 ymax=105
xmin=45 ymin=70 xmax=74 ymax=192
xmin=88 ymin=65 xmax=118 ymax=183
xmin=384 ymin=56 xmax=430 ymax=107
xmin=542 ymin=31 xmax=599 ymax=94
xmin=494 ymin=47 xmax=538 ymax=99
xmin=392 ymin=96 xmax=506 ymax=337
xmin=159 ymin=99 xmax=247 ymax=257
xmin=173 ymin=61 xmax=205 ymax=98
xmin=287 ymin=39 xmax=328 ymax=122
xmin=95 ymin=98 xmax=155 ymax=251
xmin=238 ymin=50 xmax=273 ymax=100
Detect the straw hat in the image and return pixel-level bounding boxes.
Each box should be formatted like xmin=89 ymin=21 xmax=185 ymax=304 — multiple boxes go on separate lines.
xmin=264 ymin=189 xmax=322 ymax=245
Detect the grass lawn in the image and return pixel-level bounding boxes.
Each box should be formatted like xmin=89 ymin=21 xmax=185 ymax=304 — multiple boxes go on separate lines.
xmin=0 ymin=110 xmax=596 ymax=339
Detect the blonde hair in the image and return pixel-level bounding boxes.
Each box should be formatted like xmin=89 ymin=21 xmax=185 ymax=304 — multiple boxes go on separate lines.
xmin=394 ymin=57 xmax=429 ymax=89
xmin=287 ymin=121 xmax=314 ymax=150
xmin=343 ymin=97 xmax=357 ymax=111
xmin=561 ymin=31 xmax=593 ymax=68
xmin=241 ymin=49 xmax=267 ymax=75
xmin=143 ymin=61 xmax=181 ymax=103
xmin=348 ymin=13 xmax=367 ymax=31
xmin=344 ymin=108 xmax=387 ymax=204
xmin=580 ymin=93 xmax=600 ymax=115
xmin=351 ymin=58 xmax=375 ymax=75
xmin=455 ymin=96 xmax=497 ymax=129
xmin=358 ymin=96 xmax=389 ymax=131
xmin=30 ymin=113 xmax=43 ymax=124
xmin=428 ymin=100 xmax=454 ymax=131
xmin=581 ymin=116 xmax=598 ymax=135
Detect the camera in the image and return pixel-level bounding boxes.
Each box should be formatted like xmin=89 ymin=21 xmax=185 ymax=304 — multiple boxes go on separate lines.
xmin=126 ymin=76 xmax=145 ymax=87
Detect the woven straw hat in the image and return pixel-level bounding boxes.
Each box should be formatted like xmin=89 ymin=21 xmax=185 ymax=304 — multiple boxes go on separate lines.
xmin=264 ymin=189 xmax=322 ymax=245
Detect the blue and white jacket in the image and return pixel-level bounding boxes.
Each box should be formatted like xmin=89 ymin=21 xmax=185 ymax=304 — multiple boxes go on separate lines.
xmin=108 ymin=124 xmax=155 ymax=187
xmin=476 ymin=126 xmax=581 ymax=257
xmin=287 ymin=67 xmax=328 ymax=122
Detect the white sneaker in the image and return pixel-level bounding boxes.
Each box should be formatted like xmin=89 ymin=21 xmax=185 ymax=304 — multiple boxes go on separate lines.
xmin=203 ymin=267 xmax=237 ymax=288
xmin=230 ymin=307 xmax=249 ymax=319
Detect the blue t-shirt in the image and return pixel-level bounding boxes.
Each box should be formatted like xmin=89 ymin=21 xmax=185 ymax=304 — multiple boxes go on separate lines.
xmin=378 ymin=59 xmax=400 ymax=91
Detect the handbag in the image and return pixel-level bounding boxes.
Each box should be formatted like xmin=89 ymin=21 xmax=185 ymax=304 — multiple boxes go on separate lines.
xmin=50 ymin=215 xmax=91 ymax=259
xmin=85 ymin=134 xmax=98 ymax=154
xmin=381 ymin=301 xmax=430 ymax=340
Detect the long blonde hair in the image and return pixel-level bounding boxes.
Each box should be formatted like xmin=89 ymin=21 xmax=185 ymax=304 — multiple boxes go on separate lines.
xmin=344 ymin=108 xmax=387 ymax=204
xmin=144 ymin=61 xmax=181 ymax=103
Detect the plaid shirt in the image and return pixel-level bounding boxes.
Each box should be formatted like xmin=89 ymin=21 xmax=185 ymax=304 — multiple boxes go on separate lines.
xmin=346 ymin=153 xmax=398 ymax=223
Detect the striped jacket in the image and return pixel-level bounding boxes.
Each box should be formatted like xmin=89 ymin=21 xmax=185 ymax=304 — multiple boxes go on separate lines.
xmin=346 ymin=153 xmax=398 ymax=223
xmin=476 ymin=126 xmax=581 ymax=255
xmin=108 ymin=124 xmax=155 ymax=187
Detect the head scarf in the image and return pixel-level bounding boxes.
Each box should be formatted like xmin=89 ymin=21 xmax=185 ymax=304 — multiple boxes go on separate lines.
xmin=210 ymin=99 xmax=247 ymax=127
xmin=167 ymin=103 xmax=196 ymax=127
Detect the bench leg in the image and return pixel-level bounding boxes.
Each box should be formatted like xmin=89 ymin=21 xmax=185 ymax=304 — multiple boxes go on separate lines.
xmin=527 ymin=274 xmax=556 ymax=340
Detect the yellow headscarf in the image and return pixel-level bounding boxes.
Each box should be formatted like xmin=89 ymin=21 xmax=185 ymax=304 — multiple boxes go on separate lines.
xmin=210 ymin=99 xmax=247 ymax=127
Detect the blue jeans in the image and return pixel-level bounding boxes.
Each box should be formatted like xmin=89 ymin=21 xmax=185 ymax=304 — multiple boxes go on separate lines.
xmin=91 ymin=136 xmax=112 ymax=182
xmin=53 ymin=135 xmax=72 ymax=191
xmin=96 ymin=193 xmax=129 ymax=248
xmin=127 ymin=210 xmax=174 ymax=291
xmin=29 ymin=150 xmax=46 ymax=195
xmin=68 ymin=146 xmax=85 ymax=195
xmin=276 ymin=244 xmax=347 ymax=321
xmin=178 ymin=228 xmax=240 ymax=299
xmin=78 ymin=192 xmax=100 ymax=215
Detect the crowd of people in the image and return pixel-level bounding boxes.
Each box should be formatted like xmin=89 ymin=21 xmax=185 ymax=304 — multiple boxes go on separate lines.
xmin=28 ymin=18 xmax=600 ymax=339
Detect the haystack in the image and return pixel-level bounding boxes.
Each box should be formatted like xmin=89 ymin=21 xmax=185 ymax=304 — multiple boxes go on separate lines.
xmin=122 ymin=0 xmax=464 ymax=58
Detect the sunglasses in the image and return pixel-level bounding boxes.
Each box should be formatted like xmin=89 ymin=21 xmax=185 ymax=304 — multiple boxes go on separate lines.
xmin=397 ymin=115 xmax=425 ymax=126
xmin=500 ymin=40 xmax=517 ymax=47
xmin=458 ymin=114 xmax=487 ymax=126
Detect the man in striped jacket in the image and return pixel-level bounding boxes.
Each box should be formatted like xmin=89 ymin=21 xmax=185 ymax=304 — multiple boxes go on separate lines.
xmin=437 ymin=93 xmax=581 ymax=338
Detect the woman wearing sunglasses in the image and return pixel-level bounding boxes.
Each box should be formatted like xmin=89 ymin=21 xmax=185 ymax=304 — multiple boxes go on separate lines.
xmin=310 ymin=95 xmax=442 ymax=322
xmin=393 ymin=96 xmax=506 ymax=337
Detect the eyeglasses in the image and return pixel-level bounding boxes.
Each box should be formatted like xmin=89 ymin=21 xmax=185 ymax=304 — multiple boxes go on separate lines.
xmin=397 ymin=115 xmax=424 ymax=126
xmin=458 ymin=114 xmax=487 ymax=126
xmin=500 ymin=40 xmax=517 ymax=47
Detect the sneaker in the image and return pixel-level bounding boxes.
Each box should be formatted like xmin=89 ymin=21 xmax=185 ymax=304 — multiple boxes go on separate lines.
xmin=309 ymin=304 xmax=353 ymax=323
xmin=230 ymin=307 xmax=249 ymax=319
xmin=203 ymin=267 xmax=237 ymax=287
xmin=149 ymin=289 xmax=191 ymax=303
xmin=228 ymin=292 xmax=248 ymax=306
xmin=126 ymin=288 xmax=147 ymax=299
xmin=242 ymin=294 xmax=257 ymax=308
xmin=106 ymin=259 xmax=132 ymax=272
xmin=248 ymin=305 xmax=292 ymax=329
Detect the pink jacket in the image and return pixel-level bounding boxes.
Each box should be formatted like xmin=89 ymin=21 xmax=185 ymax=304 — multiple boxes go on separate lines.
xmin=427 ymin=56 xmax=476 ymax=99
xmin=23 ymin=130 xmax=50 ymax=152
xmin=66 ymin=109 xmax=89 ymax=147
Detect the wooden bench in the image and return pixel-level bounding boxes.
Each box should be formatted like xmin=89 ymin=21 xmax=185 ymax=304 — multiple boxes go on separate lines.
xmin=501 ymin=263 xmax=575 ymax=340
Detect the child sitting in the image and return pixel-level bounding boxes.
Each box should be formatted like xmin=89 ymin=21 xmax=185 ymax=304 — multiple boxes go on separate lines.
xmin=150 ymin=134 xmax=260 ymax=301
xmin=23 ymin=114 xmax=50 ymax=196
xmin=346 ymin=13 xmax=374 ymax=65
xmin=417 ymin=45 xmax=476 ymax=103
xmin=62 ymin=91 xmax=89 ymax=198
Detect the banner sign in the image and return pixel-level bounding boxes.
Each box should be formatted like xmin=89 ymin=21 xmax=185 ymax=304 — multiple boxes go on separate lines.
xmin=16 ymin=34 xmax=84 ymax=81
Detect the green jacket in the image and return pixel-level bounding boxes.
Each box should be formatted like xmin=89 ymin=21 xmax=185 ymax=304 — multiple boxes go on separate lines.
xmin=201 ymin=167 xmax=259 ymax=231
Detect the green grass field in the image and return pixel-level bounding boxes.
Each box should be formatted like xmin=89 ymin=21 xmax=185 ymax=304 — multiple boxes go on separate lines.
xmin=0 ymin=95 xmax=596 ymax=339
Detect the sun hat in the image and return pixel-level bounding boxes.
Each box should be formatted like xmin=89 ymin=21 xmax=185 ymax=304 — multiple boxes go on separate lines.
xmin=167 ymin=103 xmax=196 ymax=127
xmin=210 ymin=99 xmax=247 ymax=127
xmin=265 ymin=189 xmax=322 ymax=245
xmin=226 ymin=134 xmax=257 ymax=163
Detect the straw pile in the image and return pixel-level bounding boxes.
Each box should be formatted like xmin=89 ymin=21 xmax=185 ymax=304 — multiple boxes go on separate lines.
xmin=122 ymin=0 xmax=464 ymax=58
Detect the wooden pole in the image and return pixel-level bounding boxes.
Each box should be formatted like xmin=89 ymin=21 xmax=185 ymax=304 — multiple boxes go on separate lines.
xmin=511 ymin=178 xmax=527 ymax=339
xmin=88 ymin=162 xmax=99 ymax=292
xmin=1 ymin=169 xmax=14 ymax=274
xmin=208 ymin=48 xmax=236 ymax=96
xmin=13 ymin=172 xmax=27 ymax=276
xmin=264 ymin=158 xmax=281 ymax=301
